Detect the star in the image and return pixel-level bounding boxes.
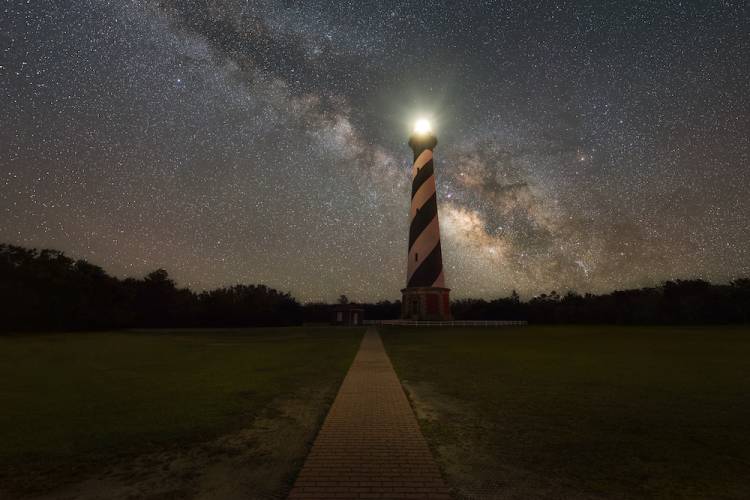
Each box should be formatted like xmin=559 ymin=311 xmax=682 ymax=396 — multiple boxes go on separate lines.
xmin=0 ymin=1 xmax=748 ymax=302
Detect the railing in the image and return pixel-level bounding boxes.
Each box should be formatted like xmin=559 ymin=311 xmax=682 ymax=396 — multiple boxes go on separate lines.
xmin=363 ymin=320 xmax=527 ymax=327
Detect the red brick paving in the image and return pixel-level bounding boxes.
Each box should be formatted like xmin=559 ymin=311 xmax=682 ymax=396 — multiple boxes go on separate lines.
xmin=288 ymin=329 xmax=451 ymax=500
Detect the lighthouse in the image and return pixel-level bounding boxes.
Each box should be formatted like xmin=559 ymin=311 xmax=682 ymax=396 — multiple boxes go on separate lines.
xmin=401 ymin=119 xmax=451 ymax=321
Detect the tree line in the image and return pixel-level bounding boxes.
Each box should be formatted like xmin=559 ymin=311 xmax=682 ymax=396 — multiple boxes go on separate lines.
xmin=310 ymin=281 xmax=750 ymax=325
xmin=2 ymin=243 xmax=749 ymax=331
xmin=451 ymin=281 xmax=750 ymax=324
xmin=0 ymin=244 xmax=302 ymax=331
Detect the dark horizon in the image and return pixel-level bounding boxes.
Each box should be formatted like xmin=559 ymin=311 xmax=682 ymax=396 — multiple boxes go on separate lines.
xmin=4 ymin=241 xmax=750 ymax=303
xmin=3 ymin=242 xmax=750 ymax=333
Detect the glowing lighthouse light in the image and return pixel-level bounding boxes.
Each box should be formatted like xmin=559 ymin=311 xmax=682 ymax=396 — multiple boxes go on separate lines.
xmin=414 ymin=118 xmax=432 ymax=135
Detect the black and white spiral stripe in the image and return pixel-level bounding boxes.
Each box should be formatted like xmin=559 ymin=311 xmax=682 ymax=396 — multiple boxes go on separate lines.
xmin=406 ymin=146 xmax=445 ymax=288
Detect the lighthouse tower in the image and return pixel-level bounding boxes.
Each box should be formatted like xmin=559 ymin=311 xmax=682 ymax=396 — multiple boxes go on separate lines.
xmin=401 ymin=119 xmax=451 ymax=321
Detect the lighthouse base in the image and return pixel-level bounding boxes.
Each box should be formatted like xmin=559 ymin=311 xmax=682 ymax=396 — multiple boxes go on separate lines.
xmin=401 ymin=287 xmax=451 ymax=321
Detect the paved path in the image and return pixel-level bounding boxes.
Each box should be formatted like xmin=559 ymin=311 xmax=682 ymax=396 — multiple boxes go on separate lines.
xmin=288 ymin=329 xmax=451 ymax=500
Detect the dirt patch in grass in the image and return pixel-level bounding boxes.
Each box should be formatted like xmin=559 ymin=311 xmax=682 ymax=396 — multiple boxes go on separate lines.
xmin=0 ymin=328 xmax=362 ymax=499
xmin=403 ymin=380 xmax=598 ymax=500
xmin=17 ymin=387 xmax=332 ymax=500
xmin=386 ymin=326 xmax=750 ymax=499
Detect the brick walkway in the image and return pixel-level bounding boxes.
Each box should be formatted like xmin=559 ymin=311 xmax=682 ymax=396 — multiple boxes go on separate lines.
xmin=288 ymin=329 xmax=451 ymax=500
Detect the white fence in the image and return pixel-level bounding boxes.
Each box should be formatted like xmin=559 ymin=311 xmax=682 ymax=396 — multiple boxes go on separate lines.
xmin=363 ymin=320 xmax=527 ymax=327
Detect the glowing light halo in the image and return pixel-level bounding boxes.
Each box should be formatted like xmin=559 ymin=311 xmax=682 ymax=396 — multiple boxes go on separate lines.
xmin=413 ymin=118 xmax=432 ymax=135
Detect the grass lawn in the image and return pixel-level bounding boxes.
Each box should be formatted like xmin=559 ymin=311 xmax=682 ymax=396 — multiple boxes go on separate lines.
xmin=381 ymin=325 xmax=750 ymax=499
xmin=0 ymin=327 xmax=362 ymax=498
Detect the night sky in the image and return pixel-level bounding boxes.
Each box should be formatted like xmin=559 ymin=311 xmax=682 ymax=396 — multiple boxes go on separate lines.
xmin=2 ymin=1 xmax=749 ymax=302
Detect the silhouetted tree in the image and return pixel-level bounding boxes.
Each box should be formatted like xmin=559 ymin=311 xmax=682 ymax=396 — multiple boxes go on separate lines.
xmin=302 ymin=302 xmax=332 ymax=323
xmin=198 ymin=284 xmax=301 ymax=327
xmin=0 ymin=244 xmax=301 ymax=332
xmin=363 ymin=300 xmax=401 ymax=320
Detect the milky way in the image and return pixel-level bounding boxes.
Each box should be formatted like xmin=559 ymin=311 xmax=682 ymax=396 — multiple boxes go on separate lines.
xmin=2 ymin=1 xmax=749 ymax=301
